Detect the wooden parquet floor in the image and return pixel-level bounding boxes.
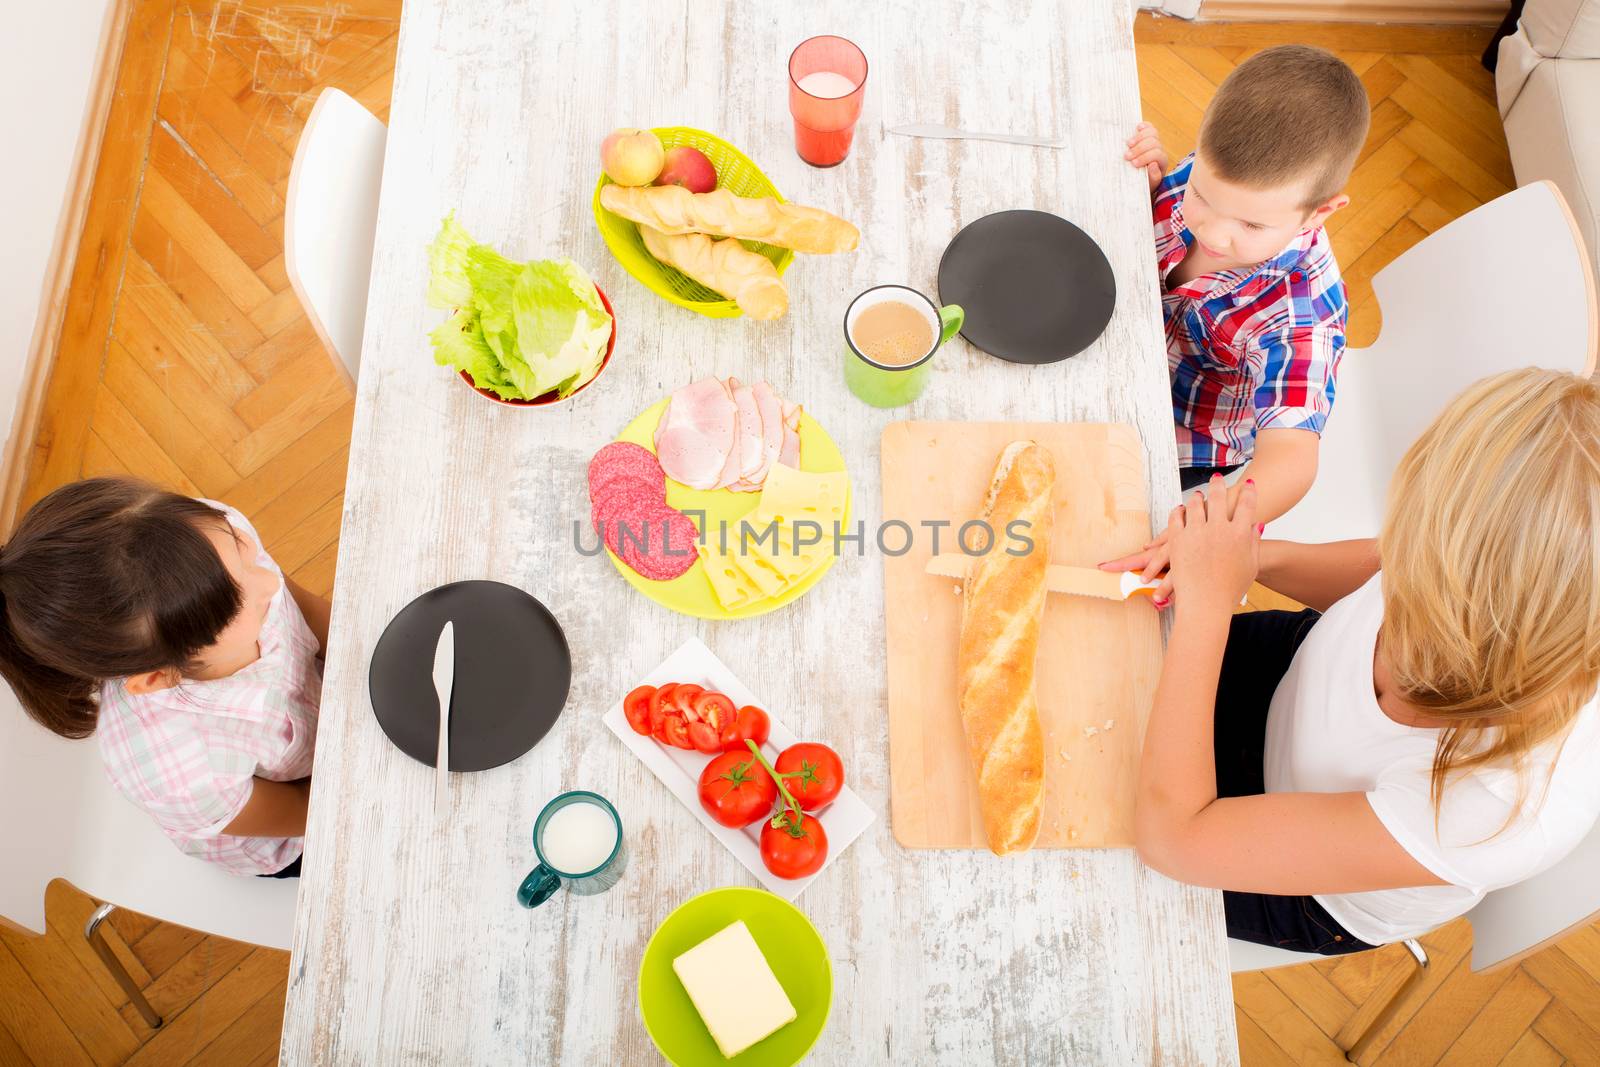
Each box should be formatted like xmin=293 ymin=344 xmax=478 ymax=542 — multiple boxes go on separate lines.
xmin=3 ymin=6 xmax=1596 ymax=1065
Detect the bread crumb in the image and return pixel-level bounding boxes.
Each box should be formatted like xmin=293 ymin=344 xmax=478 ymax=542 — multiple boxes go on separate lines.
xmin=1082 ymin=725 xmax=1100 ymax=739
xmin=953 ymin=584 xmax=962 ymax=595
xmin=1068 ymin=828 xmax=1079 ymax=841
xmin=1103 ymin=719 xmax=1115 ymax=731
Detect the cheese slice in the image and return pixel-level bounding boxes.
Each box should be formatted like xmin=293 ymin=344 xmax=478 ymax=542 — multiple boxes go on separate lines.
xmin=730 ymin=547 xmax=786 ymax=598
xmin=763 ymin=522 xmax=831 ymax=581
xmin=696 ymin=542 xmax=759 ymax=610
xmin=671 ymin=920 xmax=797 ymax=1058
xmin=753 ymin=464 xmax=848 ymax=527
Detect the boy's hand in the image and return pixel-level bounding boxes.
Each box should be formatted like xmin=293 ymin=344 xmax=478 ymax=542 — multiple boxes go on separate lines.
xmin=1168 ymin=476 xmax=1261 ymax=618
xmin=1125 ymin=121 xmax=1168 ymax=194
xmin=1099 ymin=523 xmax=1176 ymax=607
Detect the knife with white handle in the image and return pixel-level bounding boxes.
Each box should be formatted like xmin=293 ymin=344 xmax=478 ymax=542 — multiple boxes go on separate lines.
xmin=887 ymin=123 xmax=1064 ymax=149
xmin=924 ymin=553 xmax=1244 ymax=604
xmin=432 ymin=621 xmax=455 ymax=819
xmin=924 ymin=553 xmax=1157 ymax=599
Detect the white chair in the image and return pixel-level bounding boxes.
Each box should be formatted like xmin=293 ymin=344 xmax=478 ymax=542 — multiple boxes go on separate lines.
xmin=1230 ymin=816 xmax=1600 ymax=1061
xmin=0 ymin=706 xmax=298 ymax=1028
xmin=285 ymin=87 xmax=387 ymax=390
xmin=1269 ymin=180 xmax=1598 ymax=544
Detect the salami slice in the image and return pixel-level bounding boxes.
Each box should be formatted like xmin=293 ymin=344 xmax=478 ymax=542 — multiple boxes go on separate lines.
xmin=587 ymin=441 xmax=699 ymax=582
xmin=588 ymin=442 xmax=662 ymax=489
xmin=616 ymin=504 xmax=701 ymax=581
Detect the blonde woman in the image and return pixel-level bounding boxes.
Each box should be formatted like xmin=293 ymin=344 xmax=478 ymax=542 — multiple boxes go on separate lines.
xmin=1117 ymin=368 xmax=1600 ymax=953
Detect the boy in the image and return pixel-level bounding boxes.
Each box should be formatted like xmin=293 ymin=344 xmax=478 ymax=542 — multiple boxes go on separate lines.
xmin=1110 ymin=45 xmax=1370 ymax=603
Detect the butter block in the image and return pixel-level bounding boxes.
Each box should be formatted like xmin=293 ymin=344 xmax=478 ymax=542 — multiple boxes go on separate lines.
xmin=671 ymin=920 xmax=796 ymax=1058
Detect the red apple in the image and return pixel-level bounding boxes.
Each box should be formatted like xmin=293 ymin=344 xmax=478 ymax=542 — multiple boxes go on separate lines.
xmin=600 ymin=128 xmax=664 ymax=187
xmin=654 ymin=146 xmax=717 ymax=193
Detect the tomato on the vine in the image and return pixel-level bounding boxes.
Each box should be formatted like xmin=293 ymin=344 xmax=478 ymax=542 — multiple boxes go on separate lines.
xmin=697 ymin=751 xmax=778 ymax=828
xmin=759 ymin=809 xmax=828 ymax=879
xmin=774 ymin=743 xmax=843 ymax=811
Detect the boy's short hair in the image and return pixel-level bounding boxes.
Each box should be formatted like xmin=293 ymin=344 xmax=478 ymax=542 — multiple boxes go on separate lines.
xmin=1198 ymin=45 xmax=1370 ymax=210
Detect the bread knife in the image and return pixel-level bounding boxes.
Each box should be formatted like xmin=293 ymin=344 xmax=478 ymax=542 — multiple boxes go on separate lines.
xmin=923 ymin=553 xmax=1158 ymax=600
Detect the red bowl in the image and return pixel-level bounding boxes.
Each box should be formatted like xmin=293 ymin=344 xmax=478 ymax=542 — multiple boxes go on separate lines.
xmin=458 ymin=283 xmax=617 ymax=407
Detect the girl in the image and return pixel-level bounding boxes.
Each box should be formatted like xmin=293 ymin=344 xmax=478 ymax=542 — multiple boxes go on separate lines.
xmin=1122 ymin=368 xmax=1600 ymax=952
xmin=0 ymin=478 xmax=331 ymax=879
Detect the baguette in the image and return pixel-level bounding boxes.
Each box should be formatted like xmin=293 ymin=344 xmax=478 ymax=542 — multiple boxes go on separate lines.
xmin=601 ymin=184 xmax=859 ymax=254
xmin=957 ymin=442 xmax=1054 ymax=855
xmin=640 ymin=226 xmax=789 ymax=320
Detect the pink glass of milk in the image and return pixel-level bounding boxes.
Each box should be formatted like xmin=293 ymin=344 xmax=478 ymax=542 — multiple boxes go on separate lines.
xmin=788 ymin=35 xmax=868 ymax=167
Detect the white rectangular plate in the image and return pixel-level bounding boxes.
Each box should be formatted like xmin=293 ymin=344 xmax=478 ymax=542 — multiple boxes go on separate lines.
xmin=603 ymin=638 xmax=874 ymax=900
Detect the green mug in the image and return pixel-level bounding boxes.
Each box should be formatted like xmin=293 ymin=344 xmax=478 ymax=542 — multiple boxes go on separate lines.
xmin=842 ymin=285 xmax=964 ymax=408
xmin=517 ymin=791 xmax=627 ymax=908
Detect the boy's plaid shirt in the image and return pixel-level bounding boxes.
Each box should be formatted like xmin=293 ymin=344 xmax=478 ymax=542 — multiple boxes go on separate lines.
xmin=1154 ymin=154 xmax=1348 ymax=469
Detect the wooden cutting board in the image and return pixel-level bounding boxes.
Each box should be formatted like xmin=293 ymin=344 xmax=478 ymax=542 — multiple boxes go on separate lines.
xmin=882 ymin=421 xmax=1163 ymax=850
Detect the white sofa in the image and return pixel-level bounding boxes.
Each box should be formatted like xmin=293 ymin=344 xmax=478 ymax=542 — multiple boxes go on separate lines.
xmin=1497 ymin=0 xmax=1600 ymax=277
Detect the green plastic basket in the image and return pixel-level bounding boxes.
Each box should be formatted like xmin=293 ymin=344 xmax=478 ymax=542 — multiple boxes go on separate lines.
xmin=592 ymin=127 xmax=794 ymax=318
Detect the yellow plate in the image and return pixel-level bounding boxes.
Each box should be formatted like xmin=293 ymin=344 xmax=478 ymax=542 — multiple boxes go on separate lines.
xmin=605 ymin=397 xmax=850 ymax=620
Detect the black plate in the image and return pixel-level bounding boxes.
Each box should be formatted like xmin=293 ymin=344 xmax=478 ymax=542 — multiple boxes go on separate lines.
xmin=368 ymin=580 xmax=570 ymax=771
xmin=937 ymin=209 xmax=1117 ymax=364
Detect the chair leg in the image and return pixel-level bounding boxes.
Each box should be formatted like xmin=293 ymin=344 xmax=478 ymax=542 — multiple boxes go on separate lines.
xmin=84 ymin=904 xmax=162 ymax=1028
xmin=1342 ymin=938 xmax=1428 ymax=1063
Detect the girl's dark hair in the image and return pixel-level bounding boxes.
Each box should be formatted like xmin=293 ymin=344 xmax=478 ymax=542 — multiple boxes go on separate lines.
xmin=0 ymin=478 xmax=242 ymax=738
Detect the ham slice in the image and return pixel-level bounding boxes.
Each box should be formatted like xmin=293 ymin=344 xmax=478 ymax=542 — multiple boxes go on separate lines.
xmin=654 ymin=377 xmax=738 ymax=490
xmin=749 ymin=382 xmax=785 ymax=486
xmin=778 ymin=400 xmax=802 ymax=469
xmin=728 ymin=380 xmax=765 ymax=492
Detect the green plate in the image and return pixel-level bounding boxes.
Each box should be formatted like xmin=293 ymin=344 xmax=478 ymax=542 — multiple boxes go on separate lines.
xmin=639 ymin=887 xmax=832 ymax=1066
xmin=604 ymin=397 xmax=851 ymax=620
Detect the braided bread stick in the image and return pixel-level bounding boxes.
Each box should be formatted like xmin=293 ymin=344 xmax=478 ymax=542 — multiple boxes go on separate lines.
xmin=601 ymin=184 xmax=859 ymax=254
xmin=957 ymin=442 xmax=1054 ymax=855
xmin=640 ymin=226 xmax=789 ymax=320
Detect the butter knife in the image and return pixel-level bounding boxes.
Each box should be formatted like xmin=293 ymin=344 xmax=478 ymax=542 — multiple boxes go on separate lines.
xmin=887 ymin=123 xmax=1064 ymax=149
xmin=432 ymin=621 xmax=455 ymax=818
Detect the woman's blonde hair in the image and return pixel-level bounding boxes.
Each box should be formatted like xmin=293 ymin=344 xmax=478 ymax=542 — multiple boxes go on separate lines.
xmin=1380 ymin=368 xmax=1600 ymax=824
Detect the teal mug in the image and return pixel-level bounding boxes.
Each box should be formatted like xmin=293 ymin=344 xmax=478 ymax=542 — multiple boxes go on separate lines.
xmin=842 ymin=284 xmax=964 ymax=408
xmin=517 ymin=791 xmax=627 ymax=908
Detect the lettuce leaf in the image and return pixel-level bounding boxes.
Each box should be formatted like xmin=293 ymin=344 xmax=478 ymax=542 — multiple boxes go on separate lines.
xmin=426 ymin=216 xmax=612 ymax=400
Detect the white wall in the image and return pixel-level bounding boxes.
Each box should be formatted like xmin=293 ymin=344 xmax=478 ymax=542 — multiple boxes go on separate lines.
xmin=1 ymin=0 xmax=118 ymax=450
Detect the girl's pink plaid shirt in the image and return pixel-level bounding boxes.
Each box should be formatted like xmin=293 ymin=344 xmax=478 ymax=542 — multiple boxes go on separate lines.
xmin=96 ymin=503 xmax=322 ymax=876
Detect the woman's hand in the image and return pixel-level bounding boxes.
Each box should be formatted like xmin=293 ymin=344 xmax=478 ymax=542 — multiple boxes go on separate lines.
xmin=1168 ymin=476 xmax=1261 ymax=617
xmin=1125 ymin=121 xmax=1168 ymax=194
xmin=1099 ymin=525 xmax=1177 ymax=607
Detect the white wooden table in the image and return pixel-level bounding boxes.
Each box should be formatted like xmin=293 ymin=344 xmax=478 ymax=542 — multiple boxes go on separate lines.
xmin=282 ymin=1 xmax=1240 ymax=1062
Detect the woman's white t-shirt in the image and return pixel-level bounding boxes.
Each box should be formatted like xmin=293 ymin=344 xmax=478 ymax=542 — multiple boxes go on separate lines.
xmin=1263 ymin=573 xmax=1600 ymax=945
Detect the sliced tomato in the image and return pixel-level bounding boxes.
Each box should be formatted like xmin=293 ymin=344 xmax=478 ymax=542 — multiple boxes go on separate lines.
xmin=692 ymin=691 xmax=736 ymax=733
xmin=648 ymin=683 xmax=679 ymax=733
xmin=660 ymin=711 xmax=690 ymax=749
xmin=719 ymin=704 xmax=771 ymax=753
xmin=671 ymin=683 xmax=706 ymax=722
xmin=622 ymin=685 xmax=655 ymax=735
xmin=686 ymin=720 xmax=721 ymax=753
